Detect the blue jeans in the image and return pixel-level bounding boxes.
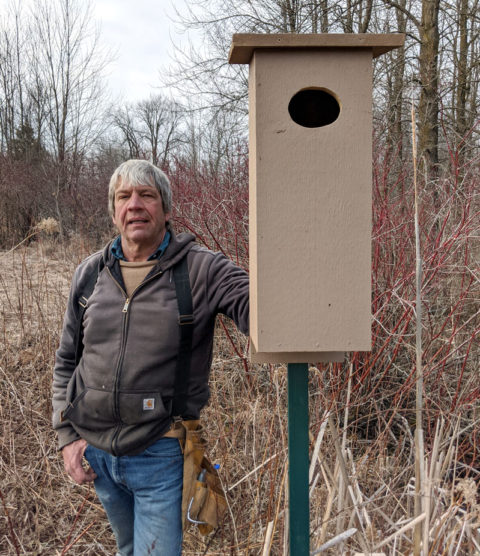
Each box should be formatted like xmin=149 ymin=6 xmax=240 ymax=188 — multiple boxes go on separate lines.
xmin=84 ymin=438 xmax=183 ymax=556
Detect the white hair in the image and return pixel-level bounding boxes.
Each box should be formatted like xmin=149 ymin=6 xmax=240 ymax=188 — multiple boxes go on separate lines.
xmin=108 ymin=159 xmax=172 ymax=216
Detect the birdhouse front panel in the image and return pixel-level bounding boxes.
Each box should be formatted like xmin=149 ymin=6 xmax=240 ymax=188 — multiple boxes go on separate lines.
xmin=249 ymin=48 xmax=373 ymax=360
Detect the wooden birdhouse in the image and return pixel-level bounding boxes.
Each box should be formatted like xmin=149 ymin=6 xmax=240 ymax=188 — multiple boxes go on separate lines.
xmin=229 ymin=34 xmax=405 ymax=363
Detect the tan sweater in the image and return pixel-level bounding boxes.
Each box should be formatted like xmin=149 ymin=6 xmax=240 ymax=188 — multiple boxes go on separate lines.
xmin=119 ymin=260 xmax=156 ymax=298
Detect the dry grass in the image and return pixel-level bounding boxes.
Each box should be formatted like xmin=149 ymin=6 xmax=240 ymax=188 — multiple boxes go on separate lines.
xmin=1 ymin=242 xmax=478 ymax=555
xmin=0 ymin=239 xmax=119 ymax=555
xmin=1 ymin=158 xmax=479 ymax=553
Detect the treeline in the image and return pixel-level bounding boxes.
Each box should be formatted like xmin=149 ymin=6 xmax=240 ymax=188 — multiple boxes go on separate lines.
xmin=173 ymin=0 xmax=480 ymax=170
xmin=0 ymin=1 xmax=247 ymax=248
xmin=0 ymin=0 xmax=479 ymax=249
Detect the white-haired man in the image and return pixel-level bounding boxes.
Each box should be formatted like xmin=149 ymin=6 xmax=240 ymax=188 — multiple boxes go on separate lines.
xmin=53 ymin=159 xmax=249 ymax=555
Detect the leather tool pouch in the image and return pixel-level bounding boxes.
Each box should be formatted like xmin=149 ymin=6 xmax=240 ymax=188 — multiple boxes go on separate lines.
xmin=180 ymin=420 xmax=227 ymax=535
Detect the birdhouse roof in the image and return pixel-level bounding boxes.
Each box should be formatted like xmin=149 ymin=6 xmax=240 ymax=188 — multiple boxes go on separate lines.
xmin=228 ymin=33 xmax=405 ymax=64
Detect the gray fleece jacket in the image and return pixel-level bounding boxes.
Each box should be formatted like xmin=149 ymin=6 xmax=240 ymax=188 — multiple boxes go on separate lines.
xmin=52 ymin=229 xmax=249 ymax=456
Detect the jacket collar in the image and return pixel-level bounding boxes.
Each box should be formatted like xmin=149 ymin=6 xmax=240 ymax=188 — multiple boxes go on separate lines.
xmin=102 ymin=225 xmax=196 ymax=273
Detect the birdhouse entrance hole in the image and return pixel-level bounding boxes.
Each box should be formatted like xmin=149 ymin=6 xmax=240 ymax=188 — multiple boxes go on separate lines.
xmin=288 ymin=88 xmax=340 ymax=128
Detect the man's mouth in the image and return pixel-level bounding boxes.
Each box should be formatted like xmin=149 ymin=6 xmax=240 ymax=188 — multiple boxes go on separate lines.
xmin=128 ymin=218 xmax=148 ymax=224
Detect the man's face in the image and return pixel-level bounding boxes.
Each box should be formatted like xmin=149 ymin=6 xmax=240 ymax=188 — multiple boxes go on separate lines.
xmin=112 ymin=181 xmax=170 ymax=250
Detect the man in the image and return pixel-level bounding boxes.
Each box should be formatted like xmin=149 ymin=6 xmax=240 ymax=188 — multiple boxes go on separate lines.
xmin=52 ymin=159 xmax=249 ymax=555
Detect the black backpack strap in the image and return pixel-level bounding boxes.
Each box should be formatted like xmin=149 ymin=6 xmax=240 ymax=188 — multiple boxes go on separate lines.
xmin=74 ymin=257 xmax=104 ymax=366
xmin=172 ymin=255 xmax=194 ymax=419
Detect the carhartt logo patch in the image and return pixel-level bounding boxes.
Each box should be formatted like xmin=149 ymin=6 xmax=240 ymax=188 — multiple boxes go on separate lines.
xmin=143 ymin=398 xmax=155 ymax=410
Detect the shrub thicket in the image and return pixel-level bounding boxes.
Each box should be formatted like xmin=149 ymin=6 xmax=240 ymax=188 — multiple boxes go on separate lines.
xmin=0 ymin=147 xmax=479 ymax=554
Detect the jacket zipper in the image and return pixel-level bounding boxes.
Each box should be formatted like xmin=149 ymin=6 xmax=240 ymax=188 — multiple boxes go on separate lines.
xmin=106 ymin=266 xmax=163 ymax=455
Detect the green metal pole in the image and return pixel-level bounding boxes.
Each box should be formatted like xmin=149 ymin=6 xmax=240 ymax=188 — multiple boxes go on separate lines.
xmin=287 ymin=363 xmax=310 ymax=555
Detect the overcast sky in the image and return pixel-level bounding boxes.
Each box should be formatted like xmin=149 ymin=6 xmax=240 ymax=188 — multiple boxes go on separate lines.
xmin=93 ymin=0 xmax=193 ymax=103
xmin=0 ymin=0 xmax=200 ymax=103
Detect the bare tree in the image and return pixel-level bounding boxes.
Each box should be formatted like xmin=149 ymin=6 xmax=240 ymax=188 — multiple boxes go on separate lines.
xmin=417 ymin=0 xmax=440 ymax=171
xmin=24 ymin=0 xmax=111 ymax=236
xmin=0 ymin=3 xmax=50 ymax=156
xmin=0 ymin=7 xmax=28 ymax=151
xmin=380 ymin=0 xmax=480 ymax=171
xmin=29 ymin=0 xmax=110 ymax=168
xmin=169 ymin=0 xmax=480 ymax=173
xmin=111 ymin=95 xmax=183 ymax=167
xmin=186 ymin=108 xmax=247 ymax=176
xmin=169 ymin=0 xmax=372 ymax=113
xmin=340 ymin=0 xmax=374 ymax=32
xmin=136 ymin=96 xmax=182 ymax=167
xmin=387 ymin=0 xmax=408 ymax=162
xmin=0 ymin=27 xmax=18 ymax=150
xmin=443 ymin=0 xmax=480 ymax=165
xmin=111 ymin=104 xmax=143 ymax=160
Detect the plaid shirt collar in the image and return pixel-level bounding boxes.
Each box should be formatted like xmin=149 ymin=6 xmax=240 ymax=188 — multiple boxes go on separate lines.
xmin=111 ymin=230 xmax=171 ymax=262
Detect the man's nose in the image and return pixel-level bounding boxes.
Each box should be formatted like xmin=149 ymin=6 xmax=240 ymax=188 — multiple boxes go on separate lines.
xmin=127 ymin=191 xmax=144 ymax=209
